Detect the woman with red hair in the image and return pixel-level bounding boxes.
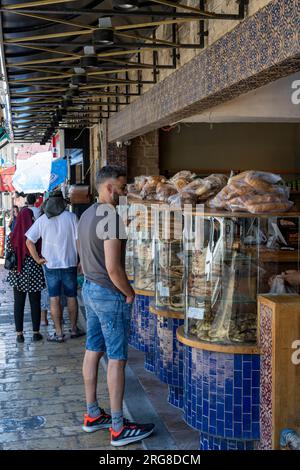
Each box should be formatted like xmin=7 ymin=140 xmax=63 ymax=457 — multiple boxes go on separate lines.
xmin=6 ymin=207 xmax=45 ymax=343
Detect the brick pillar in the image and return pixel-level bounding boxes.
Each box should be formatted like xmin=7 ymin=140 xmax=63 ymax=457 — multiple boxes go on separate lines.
xmin=100 ymin=121 xmax=128 ymax=169
xmin=127 ymin=130 xmax=159 ymax=180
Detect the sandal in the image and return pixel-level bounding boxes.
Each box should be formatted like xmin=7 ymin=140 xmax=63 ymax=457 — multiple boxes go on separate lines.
xmin=70 ymin=328 xmax=86 ymax=339
xmin=47 ymin=333 xmax=64 ymax=343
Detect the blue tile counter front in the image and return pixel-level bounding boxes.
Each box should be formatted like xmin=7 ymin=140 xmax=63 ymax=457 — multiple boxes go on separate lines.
xmin=154 ymin=314 xmax=184 ymax=408
xmin=128 ymin=294 xmax=155 ymax=358
xmin=199 ymin=432 xmax=255 ymax=450
xmin=168 ymin=384 xmax=184 ymax=409
xmin=182 ymin=344 xmax=260 ymax=448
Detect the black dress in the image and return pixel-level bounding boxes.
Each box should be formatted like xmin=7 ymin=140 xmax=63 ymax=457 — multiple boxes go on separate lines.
xmin=7 ymin=238 xmax=45 ymax=293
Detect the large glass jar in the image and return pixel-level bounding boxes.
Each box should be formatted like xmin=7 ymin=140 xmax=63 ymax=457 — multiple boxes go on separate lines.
xmin=184 ymin=210 xmax=300 ymax=345
xmin=125 ymin=237 xmax=134 ymax=279
xmin=133 ymin=231 xmax=155 ymax=292
xmin=155 ymin=239 xmax=184 ymax=311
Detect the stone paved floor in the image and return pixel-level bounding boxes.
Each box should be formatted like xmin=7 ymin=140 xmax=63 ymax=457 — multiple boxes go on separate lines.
xmin=0 ymin=262 xmax=141 ymax=450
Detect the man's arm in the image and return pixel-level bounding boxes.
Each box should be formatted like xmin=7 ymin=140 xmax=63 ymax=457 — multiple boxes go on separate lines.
xmin=26 ymin=239 xmax=47 ymax=265
xmin=25 ymin=218 xmax=47 ymax=265
xmin=104 ymin=239 xmax=135 ymax=303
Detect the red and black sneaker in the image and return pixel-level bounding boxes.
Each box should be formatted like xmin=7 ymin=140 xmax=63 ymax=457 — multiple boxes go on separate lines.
xmin=82 ymin=409 xmax=112 ymax=433
xmin=110 ymin=419 xmax=155 ymax=447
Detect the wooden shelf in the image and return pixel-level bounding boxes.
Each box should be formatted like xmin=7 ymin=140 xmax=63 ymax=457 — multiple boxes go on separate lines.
xmin=244 ymin=246 xmax=299 ymax=262
xmin=149 ymin=302 xmax=184 ymax=319
xmin=134 ymin=288 xmax=154 ymax=297
xmin=176 ymin=326 xmax=260 ymax=355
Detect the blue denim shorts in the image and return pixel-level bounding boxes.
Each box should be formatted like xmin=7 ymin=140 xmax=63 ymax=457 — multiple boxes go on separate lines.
xmin=44 ymin=266 xmax=78 ymax=298
xmin=82 ymin=280 xmax=132 ymax=360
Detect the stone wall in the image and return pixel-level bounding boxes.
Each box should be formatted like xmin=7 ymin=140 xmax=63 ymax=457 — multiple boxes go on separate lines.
xmin=108 ymin=0 xmax=300 ymax=141
xmin=127 ymin=130 xmax=160 ymax=180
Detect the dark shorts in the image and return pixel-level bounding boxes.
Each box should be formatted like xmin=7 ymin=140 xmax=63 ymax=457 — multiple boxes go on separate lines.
xmin=44 ymin=266 xmax=77 ymax=298
xmin=82 ymin=279 xmax=132 ymax=361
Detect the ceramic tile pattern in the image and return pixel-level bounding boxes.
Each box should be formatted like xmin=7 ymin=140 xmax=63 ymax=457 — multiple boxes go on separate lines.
xmin=168 ymin=385 xmax=184 ymax=409
xmin=199 ymin=432 xmax=255 ymax=450
xmin=183 ymin=345 xmax=260 ymax=447
xmin=258 ymin=303 xmax=273 ymax=450
xmin=155 ymin=316 xmax=184 ymax=408
xmin=108 ymin=0 xmax=300 ymax=141
xmin=128 ymin=294 xmax=154 ymax=353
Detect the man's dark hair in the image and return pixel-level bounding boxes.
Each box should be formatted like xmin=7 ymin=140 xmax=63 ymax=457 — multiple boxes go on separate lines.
xmin=96 ymin=165 xmax=126 ymax=186
xmin=26 ymin=194 xmax=37 ymax=205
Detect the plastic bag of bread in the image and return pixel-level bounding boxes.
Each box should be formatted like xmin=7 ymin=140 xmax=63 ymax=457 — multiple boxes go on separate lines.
xmin=126 ymin=183 xmax=142 ymax=199
xmin=140 ymin=175 xmax=166 ymax=199
xmin=173 ymin=177 xmax=190 ymax=191
xmin=134 ymin=175 xmax=148 ymax=191
xmin=140 ymin=181 xmax=157 ymax=199
xmin=168 ymin=191 xmax=198 ymax=208
xmin=229 ymin=170 xmax=282 ymax=185
xmin=147 ymin=175 xmax=166 ymax=185
xmin=156 ymin=182 xmax=178 ymax=201
xmin=204 ymin=174 xmax=228 ymax=189
xmin=226 ymin=196 xmax=248 ymax=212
xmin=170 ymin=170 xmax=197 ymax=184
xmin=182 ymin=178 xmax=212 ymax=199
xmin=245 ymin=200 xmax=294 ymax=214
xmin=206 ymin=186 xmax=232 ymax=209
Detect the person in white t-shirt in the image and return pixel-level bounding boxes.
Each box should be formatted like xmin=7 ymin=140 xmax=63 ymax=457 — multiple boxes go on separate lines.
xmin=25 ymin=191 xmax=85 ymax=343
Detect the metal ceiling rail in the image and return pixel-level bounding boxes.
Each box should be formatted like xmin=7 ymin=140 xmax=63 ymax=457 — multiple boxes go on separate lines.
xmin=5 ymin=0 xmax=76 ymax=9
xmin=1 ymin=0 xmax=248 ymax=140
xmin=0 ymin=7 xmax=240 ymax=20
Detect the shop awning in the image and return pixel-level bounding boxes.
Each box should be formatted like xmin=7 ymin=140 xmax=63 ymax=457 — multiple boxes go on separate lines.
xmin=0 ymin=166 xmax=15 ymax=192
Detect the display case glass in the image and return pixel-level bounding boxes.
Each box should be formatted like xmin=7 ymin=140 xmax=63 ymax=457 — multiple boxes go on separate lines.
xmin=125 ymin=237 xmax=134 ymax=279
xmin=185 ymin=211 xmax=300 ymax=345
xmin=155 ymin=239 xmax=184 ymax=311
xmin=133 ymin=231 xmax=155 ymax=292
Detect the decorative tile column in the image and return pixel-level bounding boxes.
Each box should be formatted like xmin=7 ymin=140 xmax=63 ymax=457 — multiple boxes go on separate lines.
xmin=177 ymin=327 xmax=260 ymax=450
xmin=151 ymin=304 xmax=184 ymax=408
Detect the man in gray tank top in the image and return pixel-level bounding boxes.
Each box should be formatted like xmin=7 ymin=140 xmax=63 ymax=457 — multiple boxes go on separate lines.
xmin=78 ymin=165 xmax=154 ymax=447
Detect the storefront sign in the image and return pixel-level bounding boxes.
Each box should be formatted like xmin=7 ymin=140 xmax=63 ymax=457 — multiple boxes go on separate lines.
xmin=51 ymin=130 xmax=65 ymax=159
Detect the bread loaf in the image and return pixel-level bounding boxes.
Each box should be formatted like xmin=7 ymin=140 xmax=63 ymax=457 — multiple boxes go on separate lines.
xmin=245 ymin=201 xmax=294 ymax=214
xmin=245 ymin=174 xmax=276 ymax=193
xmin=174 ymin=177 xmax=190 ymax=191
xmin=170 ymin=170 xmax=196 ymax=183
xmin=156 ymin=183 xmax=178 ymax=201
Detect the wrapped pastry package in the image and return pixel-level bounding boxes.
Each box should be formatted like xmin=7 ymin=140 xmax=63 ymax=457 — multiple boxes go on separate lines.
xmin=207 ymin=170 xmax=293 ymax=214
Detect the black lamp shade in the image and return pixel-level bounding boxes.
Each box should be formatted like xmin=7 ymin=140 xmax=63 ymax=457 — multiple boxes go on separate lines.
xmin=55 ymin=110 xmax=63 ymax=121
xmin=66 ymin=87 xmax=79 ymax=97
xmin=93 ymin=29 xmax=114 ymax=45
xmin=71 ymin=74 xmax=87 ymax=86
xmin=112 ymin=0 xmax=139 ymax=10
xmin=62 ymin=96 xmax=72 ymax=107
xmin=80 ymin=55 xmax=98 ymax=68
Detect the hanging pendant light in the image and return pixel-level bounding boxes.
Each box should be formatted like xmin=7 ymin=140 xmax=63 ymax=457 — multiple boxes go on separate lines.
xmin=71 ymin=74 xmax=87 ymax=86
xmin=93 ymin=29 xmax=114 ymax=45
xmin=112 ymin=0 xmax=139 ymax=11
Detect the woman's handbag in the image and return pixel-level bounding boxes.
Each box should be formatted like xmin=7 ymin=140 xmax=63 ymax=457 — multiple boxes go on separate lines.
xmin=4 ymin=250 xmax=17 ymax=270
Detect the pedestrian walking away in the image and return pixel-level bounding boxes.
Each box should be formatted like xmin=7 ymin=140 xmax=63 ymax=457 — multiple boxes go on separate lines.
xmin=6 ymin=207 xmax=45 ymax=343
xmin=78 ymin=165 xmax=154 ymax=447
xmin=25 ymin=190 xmax=84 ymax=343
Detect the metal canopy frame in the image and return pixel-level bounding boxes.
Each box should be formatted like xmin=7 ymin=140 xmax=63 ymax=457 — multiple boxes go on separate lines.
xmin=0 ymin=0 xmax=249 ymax=141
